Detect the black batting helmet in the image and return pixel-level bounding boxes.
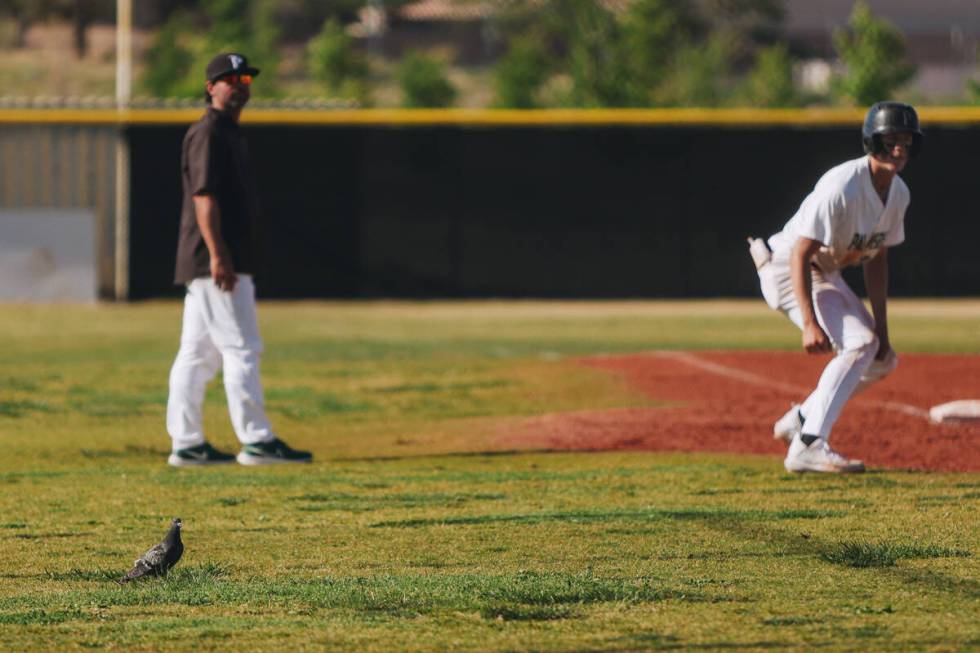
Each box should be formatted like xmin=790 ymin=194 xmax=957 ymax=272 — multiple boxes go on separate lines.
xmin=862 ymin=101 xmax=922 ymax=157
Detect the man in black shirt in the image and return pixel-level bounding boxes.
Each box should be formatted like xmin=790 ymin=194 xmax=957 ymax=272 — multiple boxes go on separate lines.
xmin=166 ymin=53 xmax=311 ymax=466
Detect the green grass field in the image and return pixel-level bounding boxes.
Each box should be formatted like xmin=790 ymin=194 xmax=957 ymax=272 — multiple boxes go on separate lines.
xmin=1 ymin=300 xmax=978 ymax=652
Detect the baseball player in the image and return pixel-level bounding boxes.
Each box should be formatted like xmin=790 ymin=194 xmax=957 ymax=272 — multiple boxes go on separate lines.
xmin=165 ymin=53 xmax=312 ymax=466
xmin=749 ymin=101 xmax=921 ymax=473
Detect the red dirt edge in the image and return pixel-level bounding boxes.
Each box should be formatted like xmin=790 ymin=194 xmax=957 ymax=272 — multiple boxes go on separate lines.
xmin=503 ymin=352 xmax=980 ymax=473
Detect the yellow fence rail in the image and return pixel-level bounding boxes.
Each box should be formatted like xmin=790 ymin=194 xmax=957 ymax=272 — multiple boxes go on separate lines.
xmin=2 ymin=107 xmax=980 ymax=126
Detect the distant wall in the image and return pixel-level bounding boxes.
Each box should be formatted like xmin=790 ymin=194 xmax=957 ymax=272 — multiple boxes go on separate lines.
xmin=127 ymin=120 xmax=979 ymax=299
xmin=0 ymin=209 xmax=97 ymax=301
xmin=0 ymin=125 xmax=117 ymax=298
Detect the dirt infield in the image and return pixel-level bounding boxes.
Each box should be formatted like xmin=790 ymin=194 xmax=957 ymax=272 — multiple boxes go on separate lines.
xmin=509 ymin=352 xmax=980 ymax=472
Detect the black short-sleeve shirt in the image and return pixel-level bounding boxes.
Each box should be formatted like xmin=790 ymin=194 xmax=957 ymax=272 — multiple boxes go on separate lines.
xmin=174 ymin=107 xmax=261 ymax=284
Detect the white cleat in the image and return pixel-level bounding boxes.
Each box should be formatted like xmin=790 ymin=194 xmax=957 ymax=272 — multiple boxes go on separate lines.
xmin=773 ymin=404 xmax=803 ymax=443
xmin=784 ymin=434 xmax=865 ymax=473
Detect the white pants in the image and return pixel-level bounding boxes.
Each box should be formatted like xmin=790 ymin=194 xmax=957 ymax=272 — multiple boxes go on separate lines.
xmin=166 ymin=275 xmax=274 ymax=450
xmin=759 ymin=258 xmax=879 ymax=439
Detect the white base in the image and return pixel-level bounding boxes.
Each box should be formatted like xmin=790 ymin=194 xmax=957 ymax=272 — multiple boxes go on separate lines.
xmin=929 ymin=400 xmax=980 ymax=423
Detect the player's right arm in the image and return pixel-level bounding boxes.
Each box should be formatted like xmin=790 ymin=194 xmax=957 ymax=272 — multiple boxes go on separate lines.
xmin=186 ymin=128 xmax=237 ymax=292
xmin=791 ymin=236 xmax=831 ymax=354
xmin=193 ymin=194 xmax=238 ymax=292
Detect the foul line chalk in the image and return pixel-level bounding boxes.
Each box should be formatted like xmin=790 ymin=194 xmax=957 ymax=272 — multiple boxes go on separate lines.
xmin=650 ymin=351 xmax=933 ymax=423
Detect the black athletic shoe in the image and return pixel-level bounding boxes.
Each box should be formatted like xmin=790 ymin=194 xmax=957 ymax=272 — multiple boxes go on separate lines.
xmin=168 ymin=442 xmax=236 ymax=467
xmin=236 ymin=438 xmax=313 ymax=465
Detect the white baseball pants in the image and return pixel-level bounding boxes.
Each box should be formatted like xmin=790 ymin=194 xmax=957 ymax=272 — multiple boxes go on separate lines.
xmin=759 ymin=258 xmax=879 ymax=440
xmin=166 ymin=275 xmax=275 ymax=450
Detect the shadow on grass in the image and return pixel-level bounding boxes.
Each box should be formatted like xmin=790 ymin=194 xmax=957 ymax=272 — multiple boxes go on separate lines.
xmin=0 ymin=471 xmax=67 ymax=482
xmin=480 ymin=603 xmax=574 ymax=621
xmin=9 ymin=532 xmax=92 ymax=540
xmin=65 ymin=386 xmax=167 ymax=417
xmin=337 ymin=448 xmax=560 ymax=463
xmin=372 ymin=380 xmax=511 ymax=394
xmin=0 ymin=400 xmax=58 ymax=417
xmin=821 ymin=541 xmax=972 ymax=568
xmin=265 ymin=386 xmax=375 ymax=419
xmin=289 ymin=491 xmax=506 ymax=512
xmin=369 ymin=506 xmax=841 ymax=529
xmin=79 ymin=445 xmax=169 ymax=460
xmin=0 ymin=377 xmax=40 ymax=392
xmin=216 ymin=497 xmax=248 ymax=507
xmin=762 ymin=615 xmax=824 ymax=626
xmin=699 ymin=514 xmax=980 ymax=601
xmin=0 ymin=608 xmax=87 ymax=625
xmin=2 ymin=569 xmax=709 ymax=620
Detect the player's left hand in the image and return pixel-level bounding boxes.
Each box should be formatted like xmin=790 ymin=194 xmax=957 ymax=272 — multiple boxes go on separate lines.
xmin=802 ymin=321 xmax=832 ymax=354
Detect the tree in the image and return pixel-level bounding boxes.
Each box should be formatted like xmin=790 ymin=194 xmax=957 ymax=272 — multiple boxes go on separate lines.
xmin=72 ymin=0 xmax=100 ymax=58
xmin=493 ymin=36 xmax=550 ymax=108
xmin=699 ymin=0 xmax=784 ymax=46
xmin=739 ymin=42 xmax=798 ymax=107
xmin=832 ymin=1 xmax=915 ymax=106
xmin=0 ymin=0 xmax=112 ymax=56
xmin=488 ymin=0 xmax=625 ymax=107
xmin=557 ymin=0 xmax=633 ymax=107
xmin=138 ymin=12 xmax=196 ymax=97
xmin=488 ymin=0 xmax=787 ymax=108
xmin=397 ymin=52 xmax=456 ymax=108
xmin=139 ymin=0 xmax=282 ymax=99
xmin=656 ymin=33 xmax=735 ymax=107
xmin=203 ymin=0 xmax=278 ymax=72
xmin=619 ymin=0 xmax=702 ymax=105
xmin=282 ymin=0 xmax=416 ymax=39
xmin=0 ymin=0 xmax=40 ymax=48
xmin=307 ymin=17 xmax=370 ymax=104
xmin=968 ymin=78 xmax=980 ymax=104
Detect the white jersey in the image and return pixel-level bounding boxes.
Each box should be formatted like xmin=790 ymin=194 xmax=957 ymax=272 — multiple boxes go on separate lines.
xmin=768 ymin=156 xmax=909 ymax=273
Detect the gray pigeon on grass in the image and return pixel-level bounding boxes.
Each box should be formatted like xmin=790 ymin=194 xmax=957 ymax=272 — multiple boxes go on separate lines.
xmin=117 ymin=517 xmax=184 ymax=584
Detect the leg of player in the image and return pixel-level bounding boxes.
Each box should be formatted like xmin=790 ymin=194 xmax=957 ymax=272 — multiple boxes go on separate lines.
xmin=165 ymin=286 xmax=236 ymax=466
xmin=756 ymin=253 xmax=808 ymax=443
xmin=197 ymin=275 xmax=312 ymax=465
xmin=770 ymin=285 xmax=894 ymax=442
xmin=782 ymin=274 xmax=875 ymax=472
xmin=852 ymin=347 xmax=898 ymax=395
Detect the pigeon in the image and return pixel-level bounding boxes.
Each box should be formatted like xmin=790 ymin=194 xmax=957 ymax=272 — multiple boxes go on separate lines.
xmin=117 ymin=517 xmax=184 ymax=584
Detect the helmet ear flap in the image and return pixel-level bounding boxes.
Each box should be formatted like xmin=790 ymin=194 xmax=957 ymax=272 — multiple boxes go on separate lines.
xmin=865 ymin=133 xmax=887 ymax=156
xmin=862 ymin=135 xmax=873 ymax=154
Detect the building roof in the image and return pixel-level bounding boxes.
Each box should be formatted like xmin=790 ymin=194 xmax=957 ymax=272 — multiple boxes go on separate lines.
xmin=398 ymin=0 xmax=980 ymax=34
xmin=398 ymin=0 xmax=632 ymax=22
xmin=398 ymin=0 xmax=492 ymax=21
xmin=785 ymin=0 xmax=980 ymax=34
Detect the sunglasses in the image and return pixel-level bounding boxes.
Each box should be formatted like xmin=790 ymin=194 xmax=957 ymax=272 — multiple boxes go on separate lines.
xmin=217 ymin=74 xmax=252 ymax=86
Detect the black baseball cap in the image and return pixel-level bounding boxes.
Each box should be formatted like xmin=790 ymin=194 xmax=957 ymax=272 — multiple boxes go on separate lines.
xmin=206 ymin=53 xmax=260 ymax=83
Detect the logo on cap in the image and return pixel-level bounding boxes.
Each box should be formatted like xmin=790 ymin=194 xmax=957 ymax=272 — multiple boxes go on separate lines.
xmin=229 ymin=54 xmax=244 ymax=70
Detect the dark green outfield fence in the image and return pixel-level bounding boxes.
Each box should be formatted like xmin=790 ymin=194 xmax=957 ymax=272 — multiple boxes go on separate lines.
xmin=121 ymin=112 xmax=977 ymax=299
